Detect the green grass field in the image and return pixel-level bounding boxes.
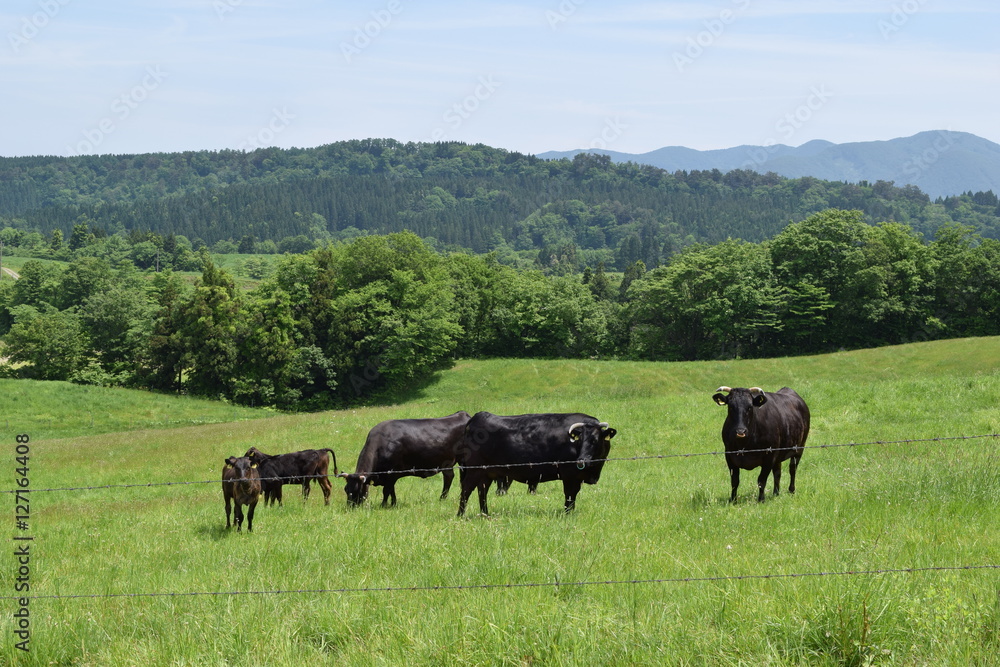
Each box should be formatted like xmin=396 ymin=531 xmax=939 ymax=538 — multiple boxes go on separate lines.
xmin=2 ymin=338 xmax=999 ymax=665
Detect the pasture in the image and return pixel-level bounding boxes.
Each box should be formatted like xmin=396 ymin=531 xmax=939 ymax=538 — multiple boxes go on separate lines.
xmin=2 ymin=337 xmax=999 ymax=665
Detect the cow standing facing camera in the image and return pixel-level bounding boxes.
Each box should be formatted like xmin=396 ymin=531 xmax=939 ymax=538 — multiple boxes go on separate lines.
xmin=712 ymin=386 xmax=810 ymax=503
xmin=222 ymin=456 xmax=261 ymax=532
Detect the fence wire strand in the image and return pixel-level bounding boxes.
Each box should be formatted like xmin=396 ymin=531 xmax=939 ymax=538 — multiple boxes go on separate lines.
xmin=4 ymin=563 xmax=998 ymax=602
xmin=4 ymin=433 xmax=998 ymax=496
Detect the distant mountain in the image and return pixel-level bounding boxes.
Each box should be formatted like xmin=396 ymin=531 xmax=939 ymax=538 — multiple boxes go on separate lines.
xmin=537 ymin=131 xmax=1000 ymax=199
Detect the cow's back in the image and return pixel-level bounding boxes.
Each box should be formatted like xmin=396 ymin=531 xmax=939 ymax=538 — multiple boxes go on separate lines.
xmin=462 ymin=412 xmax=590 ymax=465
xmin=362 ymin=412 xmax=468 ymax=472
xmin=764 ymin=387 xmax=810 ymax=451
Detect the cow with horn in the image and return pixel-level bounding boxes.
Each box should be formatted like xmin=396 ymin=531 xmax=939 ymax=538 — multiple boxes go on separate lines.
xmin=712 ymin=386 xmax=810 ymax=503
xmin=456 ymin=412 xmax=617 ymax=516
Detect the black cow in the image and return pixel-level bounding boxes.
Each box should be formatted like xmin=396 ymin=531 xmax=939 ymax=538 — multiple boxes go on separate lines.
xmin=222 ymin=456 xmax=261 ymax=532
xmin=340 ymin=411 xmax=470 ymax=507
xmin=244 ymin=446 xmax=339 ymax=506
xmin=456 ymin=412 xmax=617 ymax=516
xmin=712 ymin=386 xmax=810 ymax=503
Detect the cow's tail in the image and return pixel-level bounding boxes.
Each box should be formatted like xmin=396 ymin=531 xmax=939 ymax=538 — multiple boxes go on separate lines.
xmin=325 ymin=448 xmax=339 ymax=476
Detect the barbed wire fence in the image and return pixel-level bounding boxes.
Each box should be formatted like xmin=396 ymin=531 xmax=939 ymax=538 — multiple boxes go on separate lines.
xmin=4 ymin=433 xmax=998 ymax=496
xmin=3 ymin=564 xmax=998 ymax=603
xmin=4 ymin=432 xmax=999 ymax=603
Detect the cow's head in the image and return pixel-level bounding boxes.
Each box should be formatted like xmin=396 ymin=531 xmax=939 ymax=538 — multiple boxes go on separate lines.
xmin=244 ymin=446 xmax=266 ymax=463
xmin=338 ymin=472 xmax=371 ymax=506
xmin=224 ymin=456 xmax=257 ymax=480
xmin=568 ymin=420 xmax=617 ymax=482
xmin=713 ymin=386 xmax=767 ymax=438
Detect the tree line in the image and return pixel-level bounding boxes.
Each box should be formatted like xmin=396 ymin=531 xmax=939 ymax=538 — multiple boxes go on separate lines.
xmin=2 ymin=209 xmax=997 ymax=410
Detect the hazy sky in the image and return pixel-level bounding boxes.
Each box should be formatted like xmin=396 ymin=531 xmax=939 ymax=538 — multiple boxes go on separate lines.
xmin=2 ymin=1 xmax=998 ymax=158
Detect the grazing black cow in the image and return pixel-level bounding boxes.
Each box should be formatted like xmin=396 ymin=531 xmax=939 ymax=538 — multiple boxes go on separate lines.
xmin=222 ymin=456 xmax=261 ymax=532
xmin=244 ymin=446 xmax=339 ymax=506
xmin=340 ymin=411 xmax=470 ymax=507
xmin=456 ymin=412 xmax=617 ymax=516
xmin=712 ymin=386 xmax=810 ymax=503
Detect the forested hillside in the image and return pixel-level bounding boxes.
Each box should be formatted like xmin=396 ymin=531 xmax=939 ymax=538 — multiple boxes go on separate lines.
xmin=3 ymin=140 xmax=999 ymax=269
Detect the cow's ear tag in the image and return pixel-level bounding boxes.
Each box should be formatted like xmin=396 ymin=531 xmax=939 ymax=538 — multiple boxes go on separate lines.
xmin=570 ymin=433 xmax=580 ymax=442
xmin=224 ymin=464 xmax=233 ymax=469
xmin=251 ymin=463 xmax=257 ymax=469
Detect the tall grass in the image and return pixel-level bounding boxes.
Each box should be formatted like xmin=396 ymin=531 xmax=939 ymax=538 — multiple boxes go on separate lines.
xmin=1 ymin=337 xmax=999 ymax=665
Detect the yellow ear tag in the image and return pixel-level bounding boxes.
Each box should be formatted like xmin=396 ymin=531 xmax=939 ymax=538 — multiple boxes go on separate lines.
xmin=224 ymin=464 xmax=233 ymax=469
xmin=251 ymin=463 xmax=258 ymax=469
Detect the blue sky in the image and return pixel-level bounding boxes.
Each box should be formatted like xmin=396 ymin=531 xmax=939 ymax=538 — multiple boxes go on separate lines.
xmin=2 ymin=1 xmax=998 ymax=158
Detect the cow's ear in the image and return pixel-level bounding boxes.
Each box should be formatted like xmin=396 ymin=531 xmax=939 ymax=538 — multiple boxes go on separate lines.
xmin=752 ymin=394 xmax=768 ymax=407
xmin=603 ymin=428 xmax=617 ymax=441
xmin=713 ymin=393 xmax=728 ymax=406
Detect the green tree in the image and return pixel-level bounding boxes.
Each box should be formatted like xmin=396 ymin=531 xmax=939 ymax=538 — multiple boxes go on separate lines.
xmin=4 ymin=306 xmax=86 ymax=380
xmin=68 ymin=222 xmax=91 ymax=251
xmin=177 ymin=258 xmax=242 ymax=397
xmin=56 ymin=256 xmax=114 ymax=310
xmin=79 ymin=267 xmax=155 ymax=383
xmin=49 ymin=229 xmax=64 ymax=254
xmin=629 ymin=240 xmax=782 ymax=360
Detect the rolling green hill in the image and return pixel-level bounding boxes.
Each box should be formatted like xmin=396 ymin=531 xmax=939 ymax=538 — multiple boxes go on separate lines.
xmin=2 ymin=338 xmax=998 ymax=664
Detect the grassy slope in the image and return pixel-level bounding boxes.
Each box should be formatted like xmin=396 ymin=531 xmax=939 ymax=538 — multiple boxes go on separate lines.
xmin=1 ymin=338 xmax=999 ymax=665
xmin=0 ymin=379 xmax=272 ymax=442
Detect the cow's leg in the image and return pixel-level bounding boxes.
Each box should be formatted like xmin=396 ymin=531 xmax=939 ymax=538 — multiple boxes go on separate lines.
xmin=457 ymin=472 xmax=474 ymax=517
xmin=225 ymin=495 xmax=232 ymax=529
xmin=382 ymin=482 xmax=397 ymax=508
xmin=319 ymin=476 xmax=332 ymax=505
xmin=247 ymin=500 xmax=257 ymax=533
xmin=275 ymin=485 xmax=283 ymax=507
xmin=562 ymin=478 xmax=582 ymax=512
xmin=772 ymin=461 xmax=782 ymax=497
xmin=729 ymin=466 xmax=740 ymax=503
xmin=528 ymin=480 xmax=538 ymax=495
xmin=302 ymin=481 xmax=310 ymax=501
xmin=756 ymin=465 xmax=772 ymax=502
xmin=788 ymin=455 xmax=800 ymax=494
xmin=495 ymin=477 xmax=509 ymax=496
xmin=440 ymin=467 xmax=454 ymax=500
xmin=234 ymin=503 xmax=244 ymax=532
xmin=476 ymin=480 xmax=492 ymax=516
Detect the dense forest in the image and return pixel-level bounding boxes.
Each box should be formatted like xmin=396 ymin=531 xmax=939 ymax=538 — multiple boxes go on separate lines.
xmin=3 ymin=140 xmax=1000 ymax=272
xmin=2 ymin=209 xmax=998 ymax=410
